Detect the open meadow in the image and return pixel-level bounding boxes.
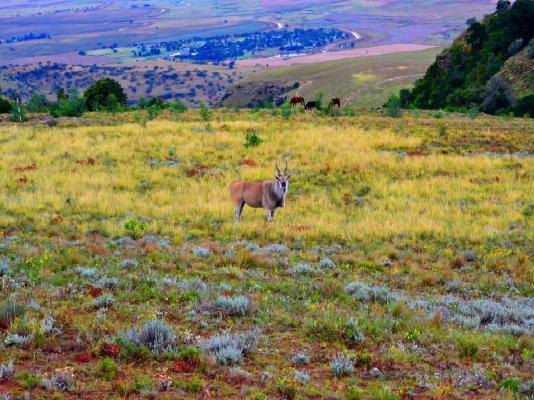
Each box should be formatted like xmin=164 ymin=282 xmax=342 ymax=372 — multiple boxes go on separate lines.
xmin=0 ymin=109 xmax=533 ymax=399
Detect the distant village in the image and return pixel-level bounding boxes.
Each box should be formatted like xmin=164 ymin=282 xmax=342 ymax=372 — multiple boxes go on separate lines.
xmin=133 ymin=28 xmax=351 ymax=62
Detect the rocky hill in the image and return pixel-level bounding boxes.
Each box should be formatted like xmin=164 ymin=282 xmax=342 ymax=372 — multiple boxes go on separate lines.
xmin=499 ymin=47 xmax=534 ymax=96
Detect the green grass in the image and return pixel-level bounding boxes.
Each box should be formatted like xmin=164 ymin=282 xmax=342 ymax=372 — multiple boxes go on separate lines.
xmin=249 ymin=48 xmax=442 ymax=108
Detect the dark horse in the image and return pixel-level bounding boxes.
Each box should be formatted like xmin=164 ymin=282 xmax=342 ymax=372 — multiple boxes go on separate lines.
xmin=305 ymin=101 xmax=317 ymax=110
xmin=290 ymin=96 xmax=305 ymax=107
xmin=331 ymin=98 xmax=341 ymax=108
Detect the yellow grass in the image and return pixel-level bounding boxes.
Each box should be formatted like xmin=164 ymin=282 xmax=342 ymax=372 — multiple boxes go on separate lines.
xmin=0 ymin=111 xmax=533 ymax=245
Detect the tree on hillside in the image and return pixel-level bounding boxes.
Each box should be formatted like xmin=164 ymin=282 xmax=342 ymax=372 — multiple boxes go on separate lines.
xmin=496 ymin=0 xmax=511 ymax=12
xmin=507 ymin=38 xmax=524 ymax=55
xmin=528 ymin=38 xmax=534 ymax=59
xmin=514 ymin=95 xmax=534 ymax=117
xmin=0 ymin=97 xmax=11 ymax=114
xmin=55 ymin=89 xmax=86 ymax=117
xmin=481 ymin=76 xmax=516 ymax=114
xmin=84 ymin=78 xmax=127 ymax=111
xmin=27 ymin=93 xmax=50 ymax=113
xmin=57 ymin=88 xmax=67 ymax=102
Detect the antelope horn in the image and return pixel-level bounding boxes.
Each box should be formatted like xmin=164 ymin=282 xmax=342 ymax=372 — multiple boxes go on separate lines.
xmin=275 ymin=162 xmax=281 ymax=176
xmin=284 ymin=160 xmax=289 ymax=174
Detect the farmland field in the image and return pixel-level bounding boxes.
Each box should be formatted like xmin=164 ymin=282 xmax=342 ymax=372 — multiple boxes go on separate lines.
xmin=0 ymin=110 xmax=533 ymax=399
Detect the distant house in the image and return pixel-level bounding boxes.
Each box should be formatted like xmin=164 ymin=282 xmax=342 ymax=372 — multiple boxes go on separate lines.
xmin=170 ymin=48 xmax=191 ymax=58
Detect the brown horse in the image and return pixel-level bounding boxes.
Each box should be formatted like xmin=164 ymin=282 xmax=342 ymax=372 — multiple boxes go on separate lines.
xmin=290 ymin=96 xmax=305 ymax=107
xmin=331 ymin=98 xmax=341 ymax=108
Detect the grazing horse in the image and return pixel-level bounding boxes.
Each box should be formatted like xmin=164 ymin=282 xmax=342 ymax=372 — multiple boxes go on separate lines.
xmin=305 ymin=101 xmax=317 ymax=110
xmin=290 ymin=96 xmax=305 ymax=107
xmin=229 ymin=161 xmax=291 ymax=223
xmin=331 ymin=98 xmax=341 ymax=108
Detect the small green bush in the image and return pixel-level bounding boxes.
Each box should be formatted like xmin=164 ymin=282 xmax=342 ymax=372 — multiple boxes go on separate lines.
xmin=169 ymin=100 xmax=187 ymax=113
xmin=457 ymin=336 xmax=479 ymax=360
xmin=438 ymin=122 xmax=448 ymax=137
xmin=97 ymin=358 xmax=119 ymax=381
xmin=119 ymin=341 xmax=151 ymax=361
xmin=244 ymin=131 xmax=263 ymax=148
xmin=499 ymin=377 xmax=521 ymax=393
xmin=16 ymin=371 xmax=42 ymax=389
xmin=10 ymin=102 xmax=27 ymax=122
xmin=279 ymin=101 xmax=292 ymax=119
xmin=199 ymin=101 xmax=211 ymax=121
xmin=315 ymin=91 xmax=324 ymax=110
xmin=176 ymin=377 xmax=203 ymax=393
xmin=384 ymin=95 xmax=402 ymax=118
xmin=124 ymin=219 xmax=146 ymax=239
xmin=345 ymin=386 xmax=364 ymax=400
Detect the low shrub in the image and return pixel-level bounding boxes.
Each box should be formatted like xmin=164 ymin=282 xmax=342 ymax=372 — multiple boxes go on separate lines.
xmin=122 ymin=319 xmax=177 ymax=355
xmin=93 ymin=294 xmax=115 ymax=309
xmin=0 ymin=361 xmax=14 ymax=382
xmin=288 ymin=263 xmax=317 ymax=276
xmin=193 ymin=247 xmax=212 ymax=258
xmin=211 ymin=295 xmax=253 ymax=316
xmin=292 ymin=352 xmax=310 ymax=365
xmin=201 ymin=329 xmax=260 ymax=366
xmin=0 ymin=301 xmax=25 ymax=325
xmin=331 ymin=353 xmax=354 ymax=377
xmin=42 ymin=367 xmax=75 ymax=392
xmin=263 ymin=244 xmax=289 ymax=254
xmin=319 ymin=257 xmax=336 ymax=270
xmin=345 ymin=282 xmax=397 ymax=304
xmin=294 ymin=370 xmax=310 ymax=385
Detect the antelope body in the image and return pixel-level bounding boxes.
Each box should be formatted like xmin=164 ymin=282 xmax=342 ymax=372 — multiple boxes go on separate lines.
xmin=229 ymin=162 xmax=290 ymax=222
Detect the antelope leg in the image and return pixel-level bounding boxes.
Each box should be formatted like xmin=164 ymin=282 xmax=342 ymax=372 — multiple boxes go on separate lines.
xmin=235 ymin=202 xmax=245 ymax=223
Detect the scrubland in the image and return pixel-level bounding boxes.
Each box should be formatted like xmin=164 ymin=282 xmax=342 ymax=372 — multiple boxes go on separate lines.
xmin=0 ymin=109 xmax=533 ymax=399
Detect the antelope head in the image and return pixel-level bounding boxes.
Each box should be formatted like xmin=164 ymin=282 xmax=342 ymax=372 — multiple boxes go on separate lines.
xmin=275 ymin=160 xmax=291 ymax=196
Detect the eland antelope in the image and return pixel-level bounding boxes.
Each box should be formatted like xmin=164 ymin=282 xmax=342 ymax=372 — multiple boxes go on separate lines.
xmin=229 ymin=161 xmax=291 ymax=222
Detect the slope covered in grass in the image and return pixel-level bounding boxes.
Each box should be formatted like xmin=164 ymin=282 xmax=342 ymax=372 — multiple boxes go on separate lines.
xmin=233 ymin=48 xmax=441 ymax=108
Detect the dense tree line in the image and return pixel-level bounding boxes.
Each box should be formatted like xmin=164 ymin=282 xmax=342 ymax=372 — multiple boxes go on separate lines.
xmin=1 ymin=32 xmax=50 ymax=44
xmin=393 ymin=0 xmax=534 ymax=116
xmin=0 ymin=79 xmax=187 ymax=121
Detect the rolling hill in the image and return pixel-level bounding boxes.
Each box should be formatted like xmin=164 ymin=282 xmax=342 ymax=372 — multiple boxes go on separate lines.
xmin=221 ymin=47 xmax=441 ymax=108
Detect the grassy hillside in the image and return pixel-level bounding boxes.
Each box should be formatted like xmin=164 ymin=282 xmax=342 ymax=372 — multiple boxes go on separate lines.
xmin=0 ymin=110 xmax=533 ymax=399
xmin=244 ymin=48 xmax=441 ymax=108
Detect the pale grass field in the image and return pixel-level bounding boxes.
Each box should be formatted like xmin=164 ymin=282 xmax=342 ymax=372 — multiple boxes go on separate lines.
xmin=0 ymin=112 xmax=532 ymax=246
